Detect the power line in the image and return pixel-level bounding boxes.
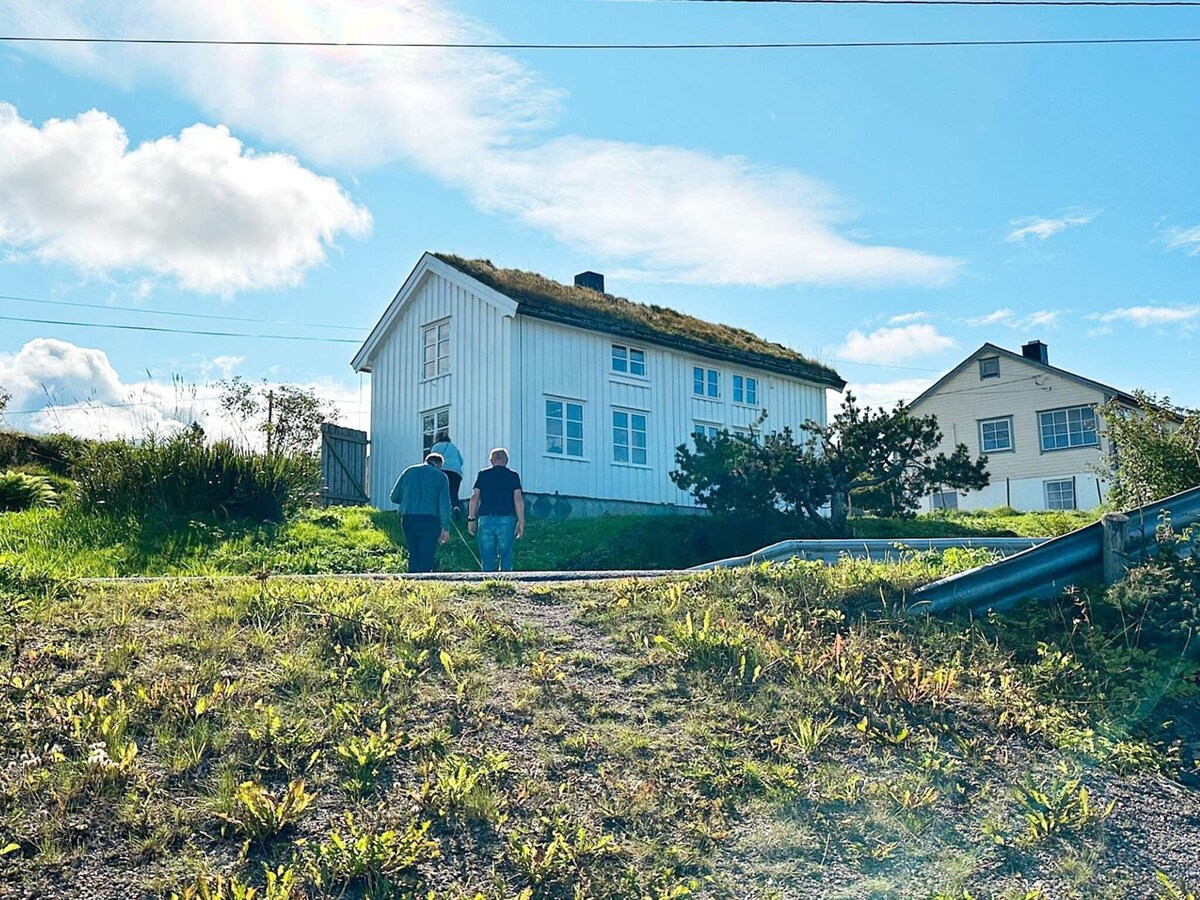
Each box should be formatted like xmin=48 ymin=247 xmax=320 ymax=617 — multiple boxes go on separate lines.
xmin=2 ymin=396 xmax=222 ymax=418
xmin=0 ymin=293 xmax=368 ymax=333
xmin=3 ymin=34 xmax=1200 ymax=50
xmin=0 ymin=312 xmax=362 ymax=344
xmin=625 ymin=0 xmax=1200 ymax=6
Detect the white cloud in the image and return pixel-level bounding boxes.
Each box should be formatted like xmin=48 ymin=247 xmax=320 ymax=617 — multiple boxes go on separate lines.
xmin=1006 ymin=210 xmax=1097 ymax=243
xmin=837 ymin=324 xmax=956 ymax=365
xmin=887 ymin=311 xmax=928 ymax=325
xmin=1165 ymin=226 xmax=1200 ymax=256
xmin=968 ymin=308 xmax=1061 ymax=329
xmin=0 ymin=103 xmax=372 ymax=293
xmin=834 ymin=377 xmax=935 ymax=410
xmin=0 ymin=1 xmax=958 ymax=288
xmin=0 ymin=338 xmax=368 ymax=440
xmin=1089 ymin=305 xmax=1200 ymax=331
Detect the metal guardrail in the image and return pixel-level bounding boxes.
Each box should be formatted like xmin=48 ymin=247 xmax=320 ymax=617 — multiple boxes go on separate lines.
xmin=688 ymin=536 xmax=1047 ymax=571
xmin=909 ymin=483 xmax=1200 ymax=615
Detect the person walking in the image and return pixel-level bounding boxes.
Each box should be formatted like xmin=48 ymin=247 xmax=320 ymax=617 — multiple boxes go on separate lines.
xmin=389 ymin=452 xmax=452 ymax=574
xmin=429 ymin=429 xmax=464 ymax=516
xmin=467 ymin=448 xmax=525 ymax=572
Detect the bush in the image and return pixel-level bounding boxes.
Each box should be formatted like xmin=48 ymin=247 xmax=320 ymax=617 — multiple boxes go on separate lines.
xmin=0 ymin=431 xmax=88 ymax=477
xmin=73 ymin=432 xmax=319 ymax=522
xmin=1102 ymin=515 xmax=1200 ymax=656
xmin=0 ymin=470 xmax=59 ymax=512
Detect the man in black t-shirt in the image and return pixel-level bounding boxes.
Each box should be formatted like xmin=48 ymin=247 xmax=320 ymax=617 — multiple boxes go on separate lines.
xmin=467 ymin=448 xmax=525 ymax=572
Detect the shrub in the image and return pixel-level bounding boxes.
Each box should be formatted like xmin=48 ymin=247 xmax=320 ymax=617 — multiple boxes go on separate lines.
xmin=0 ymin=470 xmax=59 ymax=512
xmin=73 ymin=432 xmax=318 ymax=521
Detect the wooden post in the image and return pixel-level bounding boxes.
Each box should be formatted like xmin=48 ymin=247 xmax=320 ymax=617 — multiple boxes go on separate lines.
xmin=1102 ymin=513 xmax=1130 ymax=584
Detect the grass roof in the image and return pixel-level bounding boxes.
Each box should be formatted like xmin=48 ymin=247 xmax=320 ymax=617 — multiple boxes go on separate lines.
xmin=434 ymin=254 xmax=845 ymax=389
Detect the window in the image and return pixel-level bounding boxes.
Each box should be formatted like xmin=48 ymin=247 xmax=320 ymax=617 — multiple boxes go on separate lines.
xmin=979 ymin=417 xmax=1013 ymax=453
xmin=931 ymin=490 xmax=959 ymax=510
xmin=732 ymin=426 xmax=757 ymax=442
xmin=693 ymin=422 xmax=720 ymax=440
xmin=421 ymin=407 xmax=450 ymax=452
xmin=1039 ymin=406 xmax=1099 ymax=451
xmin=1045 ymin=479 xmax=1076 ymax=510
xmin=979 ymin=357 xmax=1000 ymax=380
xmin=693 ymin=366 xmax=720 ymax=398
xmin=612 ymin=409 xmax=648 ymax=465
xmin=422 ymin=321 xmax=450 ymax=379
xmin=546 ymin=399 xmax=584 ymax=458
xmin=611 ymin=344 xmax=646 ymax=377
xmin=732 ymin=374 xmax=758 ymax=405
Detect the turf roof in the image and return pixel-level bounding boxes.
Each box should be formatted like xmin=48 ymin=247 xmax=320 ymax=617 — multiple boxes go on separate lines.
xmin=434 ymin=254 xmax=845 ymax=389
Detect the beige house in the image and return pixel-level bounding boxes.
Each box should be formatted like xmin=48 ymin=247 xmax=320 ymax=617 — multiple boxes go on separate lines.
xmin=908 ymin=341 xmax=1137 ymax=512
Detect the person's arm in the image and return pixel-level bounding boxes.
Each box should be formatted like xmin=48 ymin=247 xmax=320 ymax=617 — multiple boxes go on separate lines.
xmin=437 ymin=473 xmax=451 ymax=543
xmin=389 ymin=472 xmax=405 ymax=507
xmin=514 ymin=488 xmax=525 ymax=539
xmin=467 ymin=488 xmax=481 ymax=536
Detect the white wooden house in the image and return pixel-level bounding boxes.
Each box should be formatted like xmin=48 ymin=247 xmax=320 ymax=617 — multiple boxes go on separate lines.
xmin=352 ymin=252 xmax=845 ymax=517
xmin=908 ymin=341 xmax=1140 ymax=512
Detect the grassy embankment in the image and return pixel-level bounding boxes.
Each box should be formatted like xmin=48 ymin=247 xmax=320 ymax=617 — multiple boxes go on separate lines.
xmin=0 ymin=505 xmax=1096 ymax=578
xmin=2 ymin=550 xmax=1197 ymax=898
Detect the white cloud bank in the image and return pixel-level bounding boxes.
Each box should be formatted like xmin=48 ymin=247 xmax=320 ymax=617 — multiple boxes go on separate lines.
xmin=1006 ymin=210 xmax=1097 ymax=243
xmin=0 ymin=103 xmax=372 ymax=293
xmin=0 ymin=1 xmax=958 ymax=288
xmin=968 ymin=308 xmax=1061 ymax=330
xmin=1165 ymin=226 xmax=1200 ymax=256
xmin=837 ymin=323 xmax=956 ymax=365
xmin=835 ymin=377 xmax=934 ymax=410
xmin=0 ymin=338 xmax=368 ymax=440
xmin=1089 ymin=305 xmax=1200 ymax=332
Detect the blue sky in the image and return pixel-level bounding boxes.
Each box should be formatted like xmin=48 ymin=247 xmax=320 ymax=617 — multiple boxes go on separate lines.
xmin=1 ymin=0 xmax=1198 ymax=438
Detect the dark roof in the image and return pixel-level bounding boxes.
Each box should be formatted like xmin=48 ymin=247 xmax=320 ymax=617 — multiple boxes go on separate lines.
xmin=434 ymin=254 xmax=845 ymax=390
xmin=909 ymin=342 xmax=1144 ymax=409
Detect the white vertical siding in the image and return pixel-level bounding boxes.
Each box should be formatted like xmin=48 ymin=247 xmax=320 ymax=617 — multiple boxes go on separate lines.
xmin=365 ymin=272 xmax=514 ymax=507
xmin=514 ymin=316 xmax=829 ymax=507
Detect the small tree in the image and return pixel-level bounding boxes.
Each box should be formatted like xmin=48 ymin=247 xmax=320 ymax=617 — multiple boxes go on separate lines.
xmin=218 ymin=377 xmax=336 ymax=457
xmin=0 ymin=386 xmax=9 ymax=423
xmin=671 ymin=394 xmax=989 ymax=534
xmin=1098 ymin=392 xmax=1200 ymax=509
xmin=811 ymin=394 xmax=990 ymax=530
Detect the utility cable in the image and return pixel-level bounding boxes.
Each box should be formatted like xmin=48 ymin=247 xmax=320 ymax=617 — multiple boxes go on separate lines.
xmin=0 ymin=293 xmax=368 ymax=332
xmin=3 ymin=34 xmax=1200 ymax=50
xmin=0 ymin=312 xmax=362 ymax=344
xmin=617 ymin=0 xmax=1200 ymax=7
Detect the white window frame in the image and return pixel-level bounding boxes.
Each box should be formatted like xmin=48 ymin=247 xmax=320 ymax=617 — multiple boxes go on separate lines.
xmin=693 ymin=366 xmax=720 ymax=399
xmin=1038 ymin=405 xmax=1099 ymax=452
xmin=1044 ymin=478 xmax=1076 ymax=510
xmin=732 ymin=374 xmax=759 ymax=406
xmin=931 ymin=490 xmax=959 ymax=511
xmin=421 ymin=319 xmax=451 ymax=380
xmin=612 ymin=408 xmax=649 ymax=467
xmin=610 ymin=343 xmax=647 ymax=379
xmin=979 ymin=357 xmax=1000 ymax=380
xmin=545 ymin=397 xmax=586 ymax=460
xmin=421 ymin=406 xmax=450 ymax=453
xmin=978 ymin=416 xmax=1014 ymax=454
xmin=692 ymin=421 xmax=721 ymax=441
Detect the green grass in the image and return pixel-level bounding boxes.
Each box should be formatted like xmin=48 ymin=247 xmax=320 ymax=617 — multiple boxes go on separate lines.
xmin=1 ymin=556 xmax=1196 ymax=897
xmin=0 ymin=503 xmax=1098 ymax=578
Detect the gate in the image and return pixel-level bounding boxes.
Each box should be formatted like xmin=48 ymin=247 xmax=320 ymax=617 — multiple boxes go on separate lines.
xmin=320 ymin=423 xmax=369 ymax=506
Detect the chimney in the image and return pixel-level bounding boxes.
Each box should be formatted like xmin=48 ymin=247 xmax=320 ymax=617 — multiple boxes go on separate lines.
xmin=1022 ymin=340 xmax=1048 ymax=366
xmin=574 ymin=271 xmax=605 ymax=293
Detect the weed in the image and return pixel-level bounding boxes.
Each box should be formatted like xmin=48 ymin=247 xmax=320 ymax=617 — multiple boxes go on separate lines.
xmin=1156 ymin=872 xmax=1198 ymax=900
xmin=216 ymin=779 xmax=314 ymax=844
xmin=1012 ymin=766 xmax=1115 ymax=843
xmin=336 ymin=720 xmax=405 ymax=796
xmin=307 ymin=812 xmax=439 ymax=892
xmin=507 ymin=810 xmax=617 ymax=895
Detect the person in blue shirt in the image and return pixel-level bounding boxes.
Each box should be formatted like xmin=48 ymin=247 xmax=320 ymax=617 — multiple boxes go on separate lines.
xmin=389 ymin=452 xmax=452 ymax=573
xmin=467 ymin=448 xmax=525 ymax=572
xmin=429 ymin=429 xmax=464 ymax=516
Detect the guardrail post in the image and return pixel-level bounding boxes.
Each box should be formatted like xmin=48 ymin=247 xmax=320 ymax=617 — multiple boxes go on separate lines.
xmin=1102 ymin=513 xmax=1130 ymax=584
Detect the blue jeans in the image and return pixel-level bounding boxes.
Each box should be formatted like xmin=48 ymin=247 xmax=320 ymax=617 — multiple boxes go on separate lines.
xmin=477 ymin=515 xmax=517 ymax=572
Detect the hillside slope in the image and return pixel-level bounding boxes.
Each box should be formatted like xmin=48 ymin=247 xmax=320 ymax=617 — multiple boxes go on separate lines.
xmin=2 ymin=556 xmax=1197 ymax=898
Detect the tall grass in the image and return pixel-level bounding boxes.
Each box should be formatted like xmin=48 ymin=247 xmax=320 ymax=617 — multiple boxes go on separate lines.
xmin=73 ymin=432 xmax=319 ymax=522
